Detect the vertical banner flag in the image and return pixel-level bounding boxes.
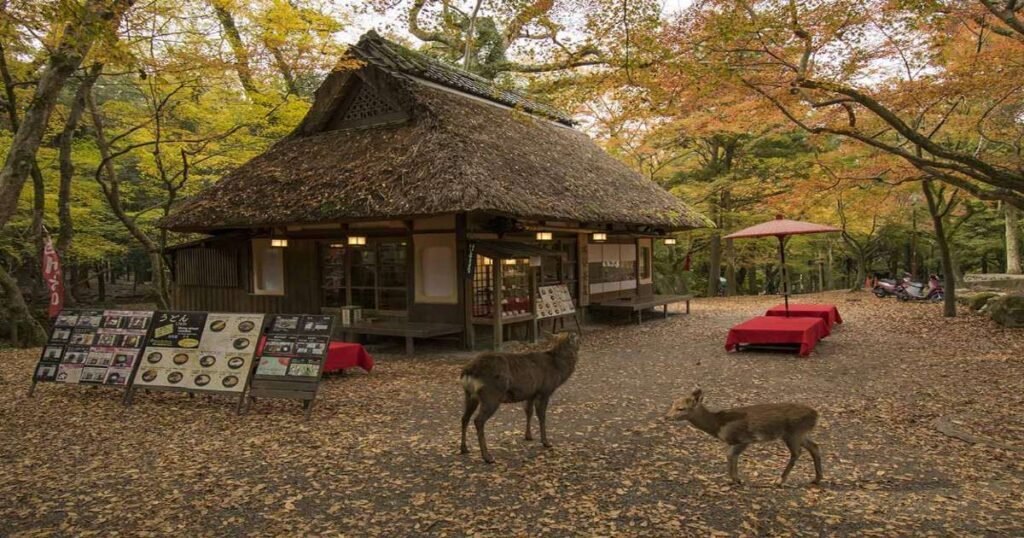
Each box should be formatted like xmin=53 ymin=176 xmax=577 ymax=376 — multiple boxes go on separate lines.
xmin=42 ymin=233 xmax=65 ymax=319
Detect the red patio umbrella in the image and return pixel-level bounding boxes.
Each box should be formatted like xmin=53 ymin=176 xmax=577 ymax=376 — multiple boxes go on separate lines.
xmin=724 ymin=215 xmax=840 ymax=315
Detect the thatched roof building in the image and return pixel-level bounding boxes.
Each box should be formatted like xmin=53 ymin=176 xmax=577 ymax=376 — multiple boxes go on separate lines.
xmin=160 ymin=31 xmax=707 ymax=233
xmin=163 ymin=31 xmax=708 ymax=351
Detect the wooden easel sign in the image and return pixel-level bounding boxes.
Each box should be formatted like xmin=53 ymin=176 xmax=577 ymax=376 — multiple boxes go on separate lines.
xmin=125 ymin=311 xmax=265 ymax=413
xmin=29 ymin=309 xmax=154 ymax=397
xmin=535 ymin=284 xmax=583 ymax=336
xmin=246 ymin=314 xmax=334 ymax=419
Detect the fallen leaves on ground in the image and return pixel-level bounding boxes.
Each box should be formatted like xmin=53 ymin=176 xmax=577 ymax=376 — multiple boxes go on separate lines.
xmin=1 ymin=291 xmax=1022 ymax=536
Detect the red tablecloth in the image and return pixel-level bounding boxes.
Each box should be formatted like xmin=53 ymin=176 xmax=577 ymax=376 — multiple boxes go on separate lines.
xmin=765 ymin=304 xmax=843 ymax=329
xmin=256 ymin=337 xmax=374 ymax=373
xmin=324 ymin=341 xmax=374 ymax=373
xmin=725 ymin=316 xmax=830 ymax=357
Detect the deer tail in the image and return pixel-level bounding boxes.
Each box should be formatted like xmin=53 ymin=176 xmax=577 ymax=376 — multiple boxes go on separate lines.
xmin=461 ymin=373 xmax=485 ymax=395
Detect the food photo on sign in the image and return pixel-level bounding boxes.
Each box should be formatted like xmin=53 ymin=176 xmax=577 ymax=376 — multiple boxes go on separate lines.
xmin=132 ymin=312 xmax=264 ymax=394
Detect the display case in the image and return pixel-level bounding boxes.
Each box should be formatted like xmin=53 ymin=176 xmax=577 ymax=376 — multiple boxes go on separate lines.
xmin=471 ymin=256 xmax=533 ymax=322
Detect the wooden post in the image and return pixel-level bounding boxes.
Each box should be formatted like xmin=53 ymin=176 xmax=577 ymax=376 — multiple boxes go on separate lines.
xmin=529 ymin=266 xmax=538 ymax=344
xmin=492 ymin=258 xmax=502 ymax=351
xmin=463 ymin=277 xmax=475 ymax=350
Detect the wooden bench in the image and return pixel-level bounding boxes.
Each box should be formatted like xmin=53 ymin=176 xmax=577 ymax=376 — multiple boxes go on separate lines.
xmin=343 ymin=320 xmax=464 ymax=355
xmin=591 ymin=294 xmax=693 ymax=324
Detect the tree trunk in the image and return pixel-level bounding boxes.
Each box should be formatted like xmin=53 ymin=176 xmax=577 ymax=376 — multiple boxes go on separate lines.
xmin=853 ymin=252 xmax=867 ymax=291
xmin=268 ymin=45 xmax=297 ymax=95
xmin=746 ymin=265 xmax=758 ymax=295
xmin=96 ymin=262 xmax=106 ymax=303
xmin=722 ymin=190 xmax=736 ymax=296
xmin=211 ymin=2 xmax=259 ymax=99
xmin=87 ymin=89 xmax=171 ymax=309
xmin=0 ymin=0 xmax=133 ymax=231
xmin=922 ymin=180 xmax=956 ymax=317
xmin=825 ymin=241 xmax=834 ymax=290
xmin=57 ymin=65 xmax=102 ymax=258
xmin=707 ymin=232 xmax=721 ymax=297
xmin=1 ymin=42 xmax=49 ymax=298
xmin=0 ymin=264 xmax=47 ymax=346
xmin=1007 ymin=203 xmax=1022 ymax=275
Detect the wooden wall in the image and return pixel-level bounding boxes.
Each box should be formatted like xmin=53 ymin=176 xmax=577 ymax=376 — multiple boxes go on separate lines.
xmin=172 ymin=239 xmax=321 ymax=314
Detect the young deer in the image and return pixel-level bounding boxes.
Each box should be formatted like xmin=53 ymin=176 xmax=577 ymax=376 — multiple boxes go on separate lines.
xmin=666 ymin=388 xmax=823 ymax=487
xmin=459 ymin=332 xmax=580 ymax=463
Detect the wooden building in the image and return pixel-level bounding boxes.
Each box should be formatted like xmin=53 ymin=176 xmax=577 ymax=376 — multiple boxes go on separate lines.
xmin=160 ymin=31 xmax=709 ymax=351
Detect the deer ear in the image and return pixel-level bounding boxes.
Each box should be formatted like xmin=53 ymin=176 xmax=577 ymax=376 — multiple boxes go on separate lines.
xmin=692 ymin=388 xmax=703 ymax=402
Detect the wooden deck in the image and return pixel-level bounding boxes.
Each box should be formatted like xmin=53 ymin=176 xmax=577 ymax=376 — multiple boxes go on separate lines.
xmin=591 ymin=294 xmax=693 ymax=324
xmin=343 ymin=320 xmax=464 ymax=355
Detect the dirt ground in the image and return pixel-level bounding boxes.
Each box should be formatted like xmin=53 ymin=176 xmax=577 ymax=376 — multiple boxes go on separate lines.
xmin=1 ymin=291 xmax=1023 ymax=536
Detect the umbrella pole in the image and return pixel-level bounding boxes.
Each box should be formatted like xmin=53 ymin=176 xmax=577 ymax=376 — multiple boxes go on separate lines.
xmin=777 ymin=235 xmax=789 ymax=316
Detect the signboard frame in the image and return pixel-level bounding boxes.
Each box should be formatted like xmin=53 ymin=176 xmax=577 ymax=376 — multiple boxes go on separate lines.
xmin=535 ymin=284 xmax=583 ymax=336
xmin=124 ymin=311 xmax=265 ymax=413
xmin=28 ymin=309 xmax=155 ymax=397
xmin=246 ymin=314 xmax=334 ymax=420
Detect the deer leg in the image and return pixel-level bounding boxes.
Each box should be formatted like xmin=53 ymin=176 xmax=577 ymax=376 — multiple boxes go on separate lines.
xmin=474 ymin=399 xmax=500 ymax=464
xmin=524 ymin=397 xmax=536 ymax=441
xmin=460 ymin=391 xmax=479 ymax=455
xmin=803 ymin=438 xmax=823 ymax=484
xmin=726 ymin=443 xmax=749 ymax=485
xmin=776 ymin=436 xmax=803 ymax=487
xmin=536 ymin=395 xmax=552 ymax=448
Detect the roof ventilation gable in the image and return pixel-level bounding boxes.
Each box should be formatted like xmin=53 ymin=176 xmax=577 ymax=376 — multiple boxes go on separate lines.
xmin=328 ymin=77 xmax=408 ymax=130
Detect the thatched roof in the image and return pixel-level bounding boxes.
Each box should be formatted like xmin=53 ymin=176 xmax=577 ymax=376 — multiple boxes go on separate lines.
xmin=160 ymin=32 xmax=709 ymax=233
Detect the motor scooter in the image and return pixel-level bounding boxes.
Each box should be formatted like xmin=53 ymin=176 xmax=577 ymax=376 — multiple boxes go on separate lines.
xmin=896 ymin=274 xmax=944 ymax=302
xmin=873 ymin=273 xmax=910 ymax=298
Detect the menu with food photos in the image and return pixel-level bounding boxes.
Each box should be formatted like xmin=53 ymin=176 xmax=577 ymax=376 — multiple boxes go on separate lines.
xmin=32 ymin=309 xmax=154 ymax=390
xmin=253 ymin=314 xmax=333 ymax=380
xmin=536 ymin=284 xmax=576 ymax=320
xmin=131 ymin=311 xmax=264 ymax=394
xmin=247 ymin=314 xmax=334 ymax=417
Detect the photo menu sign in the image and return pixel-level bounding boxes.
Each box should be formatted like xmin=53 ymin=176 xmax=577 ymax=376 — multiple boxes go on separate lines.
xmin=536 ymin=284 xmax=576 ymax=320
xmin=254 ymin=314 xmax=333 ymax=379
xmin=130 ymin=311 xmax=265 ymax=395
xmin=248 ymin=314 xmax=334 ymax=418
xmin=31 ymin=309 xmax=154 ymax=393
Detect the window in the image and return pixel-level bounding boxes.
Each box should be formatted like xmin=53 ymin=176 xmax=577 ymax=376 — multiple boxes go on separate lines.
xmin=539 ymin=238 xmax=578 ymax=300
xmin=588 ymin=242 xmax=637 ymax=294
xmin=252 ymin=239 xmax=285 ymax=295
xmin=175 ymin=247 xmax=238 ymax=288
xmin=638 ymin=239 xmax=653 ymax=285
xmin=322 ymin=239 xmax=408 ymax=312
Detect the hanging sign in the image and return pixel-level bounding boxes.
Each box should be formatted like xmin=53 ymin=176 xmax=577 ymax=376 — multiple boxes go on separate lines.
xmin=247 ymin=314 xmax=334 ymax=419
xmin=41 ymin=234 xmax=64 ymax=319
xmin=29 ymin=309 xmax=154 ymax=396
xmin=126 ymin=311 xmax=265 ymax=410
xmin=465 ymin=242 xmax=476 ymax=279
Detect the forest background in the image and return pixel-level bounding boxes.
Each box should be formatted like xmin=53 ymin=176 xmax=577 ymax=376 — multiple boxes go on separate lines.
xmin=0 ymin=0 xmax=1021 ymax=345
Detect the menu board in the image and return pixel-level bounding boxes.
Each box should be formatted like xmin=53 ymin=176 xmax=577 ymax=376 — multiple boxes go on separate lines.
xmin=248 ymin=314 xmax=334 ymax=418
xmin=131 ymin=311 xmax=264 ymax=394
xmin=32 ymin=309 xmax=154 ymax=390
xmin=536 ymin=284 xmax=576 ymax=320
xmin=254 ymin=314 xmax=333 ymax=380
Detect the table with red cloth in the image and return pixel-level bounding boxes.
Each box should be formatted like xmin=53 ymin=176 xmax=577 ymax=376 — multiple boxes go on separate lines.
xmin=725 ymin=316 xmax=830 ymax=357
xmin=256 ymin=337 xmax=374 ymax=373
xmin=765 ymin=304 xmax=843 ymax=330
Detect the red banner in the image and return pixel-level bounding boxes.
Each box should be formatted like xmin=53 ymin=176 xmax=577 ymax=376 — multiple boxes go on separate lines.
xmin=42 ymin=234 xmax=64 ymax=318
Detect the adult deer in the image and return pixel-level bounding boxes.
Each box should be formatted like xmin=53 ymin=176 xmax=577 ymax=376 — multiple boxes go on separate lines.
xmin=459 ymin=332 xmax=580 ymax=463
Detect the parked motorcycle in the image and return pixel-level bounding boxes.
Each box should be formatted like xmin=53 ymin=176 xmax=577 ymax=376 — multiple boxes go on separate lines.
xmin=873 ymin=272 xmax=916 ymax=298
xmin=872 ymin=276 xmax=904 ymax=298
xmin=896 ymin=274 xmax=944 ymax=302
